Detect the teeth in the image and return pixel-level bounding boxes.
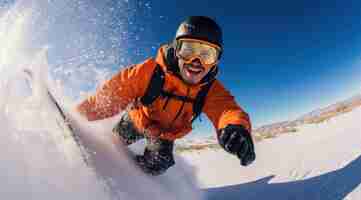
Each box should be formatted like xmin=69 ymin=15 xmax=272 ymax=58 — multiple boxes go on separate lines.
xmin=187 ymin=66 xmax=202 ymax=72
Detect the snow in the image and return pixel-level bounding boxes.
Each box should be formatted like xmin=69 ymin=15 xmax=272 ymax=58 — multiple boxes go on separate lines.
xmin=181 ymin=106 xmax=361 ymax=200
xmin=0 ymin=2 xmax=202 ymax=200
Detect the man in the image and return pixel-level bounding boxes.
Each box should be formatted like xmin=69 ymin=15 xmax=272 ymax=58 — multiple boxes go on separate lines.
xmin=77 ymin=16 xmax=255 ymax=176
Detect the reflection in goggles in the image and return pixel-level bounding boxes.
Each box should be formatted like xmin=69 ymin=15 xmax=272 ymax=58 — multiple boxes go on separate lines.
xmin=176 ymin=39 xmax=221 ymax=66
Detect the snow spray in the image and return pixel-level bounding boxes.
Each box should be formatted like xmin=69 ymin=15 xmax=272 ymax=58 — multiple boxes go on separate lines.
xmin=0 ymin=1 xmax=203 ymax=199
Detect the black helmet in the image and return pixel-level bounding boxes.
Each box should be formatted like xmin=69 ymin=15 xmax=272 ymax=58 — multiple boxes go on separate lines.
xmin=175 ymin=16 xmax=223 ymax=50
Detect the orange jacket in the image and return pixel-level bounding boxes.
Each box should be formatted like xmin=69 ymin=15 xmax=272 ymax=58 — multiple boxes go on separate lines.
xmin=77 ymin=46 xmax=251 ymax=141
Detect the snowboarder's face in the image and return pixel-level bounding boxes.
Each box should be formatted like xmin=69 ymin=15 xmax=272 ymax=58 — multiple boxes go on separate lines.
xmin=178 ymin=58 xmax=214 ymax=85
xmin=176 ymin=39 xmax=220 ymax=84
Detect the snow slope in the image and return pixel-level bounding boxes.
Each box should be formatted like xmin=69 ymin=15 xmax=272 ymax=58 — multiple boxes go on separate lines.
xmin=181 ymin=106 xmax=361 ymax=200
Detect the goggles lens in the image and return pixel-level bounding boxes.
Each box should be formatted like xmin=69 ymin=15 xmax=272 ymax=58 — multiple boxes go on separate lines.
xmin=176 ymin=39 xmax=220 ymax=66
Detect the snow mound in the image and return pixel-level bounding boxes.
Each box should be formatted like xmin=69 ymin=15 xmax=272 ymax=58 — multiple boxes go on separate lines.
xmin=182 ymin=106 xmax=361 ymax=200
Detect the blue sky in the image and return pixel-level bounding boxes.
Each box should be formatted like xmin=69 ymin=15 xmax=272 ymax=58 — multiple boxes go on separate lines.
xmin=119 ymin=0 xmax=361 ymax=126
xmin=216 ymin=0 xmax=361 ymax=125
xmin=45 ymin=0 xmax=361 ymax=135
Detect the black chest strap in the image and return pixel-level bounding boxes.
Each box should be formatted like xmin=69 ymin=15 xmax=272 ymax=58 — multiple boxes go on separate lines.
xmin=140 ymin=65 xmax=165 ymax=106
xmin=191 ymin=79 xmax=214 ymax=123
xmin=140 ymin=64 xmax=214 ymax=124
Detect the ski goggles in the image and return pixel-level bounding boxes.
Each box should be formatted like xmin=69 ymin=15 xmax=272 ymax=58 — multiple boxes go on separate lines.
xmin=175 ymin=38 xmax=221 ymax=67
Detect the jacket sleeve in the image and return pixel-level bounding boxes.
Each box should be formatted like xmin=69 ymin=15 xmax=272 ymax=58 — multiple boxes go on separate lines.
xmin=203 ymin=80 xmax=252 ymax=135
xmin=76 ymin=58 xmax=156 ymax=121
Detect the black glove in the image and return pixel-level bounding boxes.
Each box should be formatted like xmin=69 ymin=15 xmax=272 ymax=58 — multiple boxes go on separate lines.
xmin=218 ymin=125 xmax=256 ymax=166
xmin=135 ymin=138 xmax=175 ymax=176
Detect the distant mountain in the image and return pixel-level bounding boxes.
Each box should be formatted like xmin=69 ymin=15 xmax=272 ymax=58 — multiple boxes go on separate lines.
xmin=176 ymin=93 xmax=361 ymax=152
xmin=253 ymin=93 xmax=361 ymax=141
xmin=297 ymin=94 xmax=361 ymax=121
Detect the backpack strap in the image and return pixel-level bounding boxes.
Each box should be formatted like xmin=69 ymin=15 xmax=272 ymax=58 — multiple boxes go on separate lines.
xmin=191 ymin=80 xmax=215 ymax=123
xmin=160 ymin=90 xmax=194 ymax=102
xmin=140 ymin=62 xmax=215 ymax=124
xmin=140 ymin=64 xmax=165 ymax=106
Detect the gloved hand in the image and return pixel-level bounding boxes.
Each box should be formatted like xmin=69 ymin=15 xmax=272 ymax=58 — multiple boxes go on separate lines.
xmin=135 ymin=138 xmax=175 ymax=176
xmin=218 ymin=124 xmax=256 ymax=166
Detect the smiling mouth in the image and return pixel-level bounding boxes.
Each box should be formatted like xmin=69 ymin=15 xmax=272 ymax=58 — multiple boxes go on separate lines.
xmin=185 ymin=64 xmax=204 ymax=75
